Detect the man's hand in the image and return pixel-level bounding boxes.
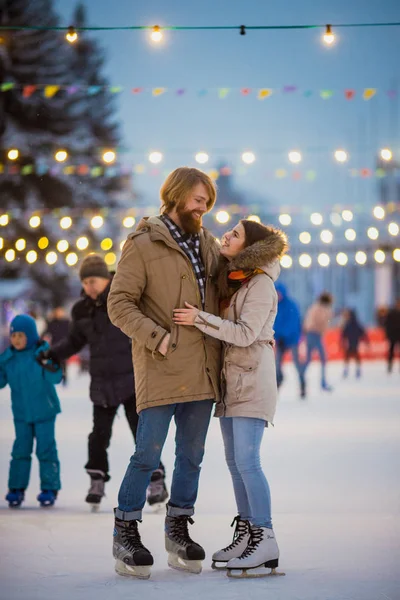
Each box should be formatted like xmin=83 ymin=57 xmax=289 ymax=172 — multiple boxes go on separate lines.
xmin=157 ymin=333 xmax=170 ymax=356
xmin=173 ymin=302 xmax=200 ymax=326
xmin=36 ymin=349 xmax=59 ymax=369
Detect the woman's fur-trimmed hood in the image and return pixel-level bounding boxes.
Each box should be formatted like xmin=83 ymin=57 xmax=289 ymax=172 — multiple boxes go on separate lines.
xmin=230 ymin=228 xmax=288 ymax=271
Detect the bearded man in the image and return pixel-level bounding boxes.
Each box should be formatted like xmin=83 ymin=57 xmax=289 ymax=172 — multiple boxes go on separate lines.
xmin=107 ymin=167 xmax=221 ymax=579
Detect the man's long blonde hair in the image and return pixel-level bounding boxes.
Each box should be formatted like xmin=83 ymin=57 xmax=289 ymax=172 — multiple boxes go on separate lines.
xmin=160 ymin=167 xmax=217 ymax=213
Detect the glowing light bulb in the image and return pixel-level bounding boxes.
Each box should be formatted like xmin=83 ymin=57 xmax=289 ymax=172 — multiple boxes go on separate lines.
xmin=280 ymin=255 xmax=292 ymax=269
xmin=38 ymin=237 xmax=49 ymax=250
xmin=105 ymin=252 xmax=116 ymax=266
xmin=55 ymin=150 xmax=68 ymax=162
xmin=310 ymin=212 xmax=323 ymax=226
xmin=195 ymin=152 xmax=209 ymax=165
xmin=345 ymin=228 xmax=356 ymax=241
xmin=57 ymin=240 xmax=69 ymax=253
xmin=66 ymin=26 xmax=78 ymax=43
xmin=336 ymin=252 xmax=348 ymax=266
xmin=101 ymin=238 xmax=113 ymax=251
xmin=388 ymin=222 xmax=399 ymax=236
xmin=29 ymin=215 xmax=41 ymax=228
xmin=334 ymin=150 xmax=348 ymax=163
xmin=374 ymin=250 xmax=385 ymax=264
xmin=66 ymin=252 xmax=78 ymax=266
xmin=320 ymin=230 xmax=333 ymax=244
xmin=46 ymin=251 xmax=58 ymax=265
xmin=288 ymin=151 xmax=302 ymax=164
xmin=318 ymin=253 xmax=330 ymax=267
xmin=60 ymin=216 xmax=72 ymax=229
xmin=355 ymin=251 xmax=367 ymax=265
xmin=0 ymin=214 xmax=9 ymax=226
xmin=91 ymin=215 xmax=104 ymax=229
xmin=76 ymin=237 xmax=89 ymax=250
xmin=380 ymin=148 xmax=392 ymax=162
xmin=330 ymin=212 xmax=342 ymax=226
xmin=323 ymin=24 xmax=335 ymax=46
xmin=342 ymin=210 xmax=353 ymax=222
xmin=15 ymin=238 xmax=26 ymax=251
xmin=0 ymin=237 xmax=3 ymax=250
xmin=241 ymin=152 xmax=256 ymax=165
xmin=279 ymin=214 xmax=292 ymax=226
xmin=26 ymin=250 xmax=37 ymax=264
xmin=150 ymin=25 xmax=163 ymax=43
xmin=393 ymin=249 xmax=400 ymax=262
xmin=299 ymin=231 xmax=311 ymax=244
xmin=299 ymin=254 xmax=312 ymax=268
xmin=247 ymin=215 xmax=261 ymax=223
xmin=216 ymin=210 xmax=230 ymax=225
xmin=373 ymin=206 xmax=385 ymax=220
xmin=123 ymin=216 xmax=136 ymax=228
xmin=7 ymin=149 xmax=19 ymax=161
xmin=102 ymin=150 xmax=116 ymax=164
xmin=5 ymin=249 xmax=15 ymax=262
xmin=367 ymin=227 xmax=379 ymax=240
xmin=149 ymin=151 xmax=163 ymax=164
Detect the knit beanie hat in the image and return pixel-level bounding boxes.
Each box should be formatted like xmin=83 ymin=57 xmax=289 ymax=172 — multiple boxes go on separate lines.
xmin=10 ymin=314 xmax=40 ymax=349
xmin=79 ymin=254 xmax=110 ymax=281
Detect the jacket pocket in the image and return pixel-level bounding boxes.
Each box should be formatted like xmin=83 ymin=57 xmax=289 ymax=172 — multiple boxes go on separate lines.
xmin=225 ymin=343 xmax=264 ymax=370
xmin=152 ymin=323 xmax=179 ymax=362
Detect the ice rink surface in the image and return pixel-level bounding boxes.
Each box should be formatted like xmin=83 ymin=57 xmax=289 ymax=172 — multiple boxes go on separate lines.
xmin=0 ymin=360 xmax=399 ymax=600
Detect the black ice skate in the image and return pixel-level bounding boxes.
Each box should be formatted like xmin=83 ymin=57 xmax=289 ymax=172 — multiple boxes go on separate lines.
xmin=211 ymin=516 xmax=251 ymax=569
xmin=165 ymin=510 xmax=205 ymax=574
xmin=113 ymin=512 xmax=154 ymax=579
xmin=86 ymin=470 xmax=106 ymax=512
xmin=146 ymin=469 xmax=169 ymax=511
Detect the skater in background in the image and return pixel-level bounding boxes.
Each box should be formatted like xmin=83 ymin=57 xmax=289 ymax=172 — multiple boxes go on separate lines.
xmin=274 ymin=283 xmax=306 ymax=398
xmin=37 ymin=255 xmax=168 ymax=510
xmin=303 ymin=292 xmax=334 ymax=391
xmin=0 ymin=315 xmax=63 ymax=508
xmin=108 ymin=167 xmax=221 ymax=579
xmin=384 ymin=298 xmax=400 ymax=373
xmin=43 ymin=307 xmax=70 ymax=385
xmin=174 ymin=219 xmax=288 ymax=578
xmin=340 ymin=308 xmax=368 ymax=378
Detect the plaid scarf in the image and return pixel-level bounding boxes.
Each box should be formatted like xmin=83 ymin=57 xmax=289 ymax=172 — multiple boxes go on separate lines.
xmin=160 ymin=214 xmax=206 ymax=307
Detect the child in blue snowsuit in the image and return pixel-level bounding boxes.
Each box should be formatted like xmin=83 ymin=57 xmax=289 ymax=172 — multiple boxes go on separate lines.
xmin=0 ymin=315 xmax=63 ymax=508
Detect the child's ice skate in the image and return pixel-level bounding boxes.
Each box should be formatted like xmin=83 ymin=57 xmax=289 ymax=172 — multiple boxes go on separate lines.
xmin=211 ymin=516 xmax=250 ymax=569
xmin=165 ymin=511 xmax=205 ymax=574
xmin=37 ymin=490 xmax=57 ymax=507
xmin=146 ymin=469 xmax=169 ymax=512
xmin=86 ymin=470 xmax=106 ymax=512
xmin=227 ymin=525 xmax=285 ymax=579
xmin=5 ymin=489 xmax=24 ymax=508
xmin=113 ymin=511 xmax=153 ymax=579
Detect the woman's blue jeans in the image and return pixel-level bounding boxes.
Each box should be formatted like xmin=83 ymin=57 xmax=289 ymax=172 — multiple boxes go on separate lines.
xmin=220 ymin=416 xmax=272 ymax=529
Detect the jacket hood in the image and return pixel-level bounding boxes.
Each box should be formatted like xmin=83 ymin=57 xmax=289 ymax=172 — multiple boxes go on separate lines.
xmin=230 ymin=233 xmax=287 ymax=275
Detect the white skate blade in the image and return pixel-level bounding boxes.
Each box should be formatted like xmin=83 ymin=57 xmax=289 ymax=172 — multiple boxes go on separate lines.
xmin=115 ymin=559 xmax=151 ymax=580
xmin=90 ymin=504 xmax=100 ymax=513
xmin=227 ymin=566 xmax=285 ymax=579
xmin=211 ymin=560 xmax=228 ymax=570
xmin=167 ymin=552 xmax=202 ymax=574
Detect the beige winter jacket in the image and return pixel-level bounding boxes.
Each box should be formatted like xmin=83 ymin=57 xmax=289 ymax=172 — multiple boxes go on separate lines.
xmin=107 ymin=216 xmax=221 ymax=413
xmin=193 ymin=236 xmax=284 ymax=424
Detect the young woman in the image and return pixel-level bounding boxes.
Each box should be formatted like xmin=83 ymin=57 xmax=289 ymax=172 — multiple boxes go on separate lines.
xmin=173 ymin=219 xmax=288 ymax=577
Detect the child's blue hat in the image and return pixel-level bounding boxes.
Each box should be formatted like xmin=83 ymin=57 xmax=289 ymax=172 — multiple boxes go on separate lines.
xmin=10 ymin=314 xmax=40 ymax=349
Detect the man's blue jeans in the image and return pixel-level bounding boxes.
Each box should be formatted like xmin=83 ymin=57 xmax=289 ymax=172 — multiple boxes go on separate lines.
xmin=116 ymin=399 xmax=214 ymax=520
xmin=304 ymin=332 xmax=327 ymax=385
xmin=220 ymin=416 xmax=272 ymax=529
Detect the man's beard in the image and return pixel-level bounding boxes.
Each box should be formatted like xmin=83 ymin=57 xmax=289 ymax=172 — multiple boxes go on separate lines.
xmin=177 ymin=205 xmax=203 ymax=234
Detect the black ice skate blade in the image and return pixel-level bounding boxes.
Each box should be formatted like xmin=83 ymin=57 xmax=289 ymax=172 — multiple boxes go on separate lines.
xmin=227 ymin=566 xmax=285 ymax=579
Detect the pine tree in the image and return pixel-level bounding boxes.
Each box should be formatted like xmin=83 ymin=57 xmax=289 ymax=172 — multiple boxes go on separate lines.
xmin=0 ymin=0 xmax=125 ymax=306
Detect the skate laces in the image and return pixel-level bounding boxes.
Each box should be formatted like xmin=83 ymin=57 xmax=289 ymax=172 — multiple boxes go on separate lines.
xmin=120 ymin=520 xmax=147 ymax=553
xmin=224 ymin=517 xmax=249 ymax=551
xmin=169 ymin=516 xmax=196 ymax=547
xmin=239 ymin=526 xmax=264 ymax=558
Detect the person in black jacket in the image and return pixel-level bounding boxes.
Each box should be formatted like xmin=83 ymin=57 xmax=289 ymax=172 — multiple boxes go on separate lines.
xmin=385 ymin=298 xmax=400 ymax=373
xmin=37 ymin=254 xmax=168 ymax=510
xmin=340 ymin=308 xmax=368 ymax=378
xmin=43 ymin=307 xmax=71 ymax=385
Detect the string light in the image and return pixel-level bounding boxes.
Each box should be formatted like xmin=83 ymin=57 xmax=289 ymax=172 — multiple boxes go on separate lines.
xmin=57 ymin=240 xmax=69 ymax=253
xmin=123 ymin=216 xmax=136 ymax=228
xmin=320 ymin=230 xmax=333 ymax=244
xmin=216 ymin=210 xmax=230 ymax=224
xmin=388 ymin=222 xmax=399 ymax=236
xmin=46 ymin=251 xmax=58 ymax=265
xmin=150 ymin=25 xmax=163 ymax=43
xmin=7 ymin=149 xmax=19 ymax=161
xmin=323 ymin=24 xmax=335 ymax=45
xmin=345 ymin=228 xmax=356 ymax=241
xmin=336 ymin=252 xmax=348 ymax=266
xmin=38 ymin=237 xmax=49 ymax=249
xmin=330 ymin=213 xmax=342 ymax=227
xmin=299 ymin=231 xmax=311 ymax=244
xmin=247 ymin=215 xmax=261 ymax=223
xmin=0 ymin=237 xmax=3 ymax=250
xmin=76 ymin=236 xmax=89 ymax=250
xmin=299 ymin=253 xmax=312 ymax=268
xmin=393 ymin=249 xmax=400 ymax=262
xmin=279 ymin=214 xmax=292 ymax=226
xmin=373 ymin=206 xmax=385 ymax=220
xmin=15 ymin=238 xmax=26 ymax=251
xmin=66 ymin=26 xmax=78 ymax=43
xmin=288 ymin=151 xmax=302 ymax=164
xmin=90 ymin=215 xmax=104 ymax=229
xmin=318 ymin=253 xmax=330 ymax=267
xmin=195 ymin=152 xmax=209 ymax=165
xmin=367 ymin=227 xmax=379 ymax=240
xmin=380 ymin=148 xmax=392 ymax=161
xmin=280 ymin=255 xmax=292 ymax=269
xmin=241 ymin=151 xmax=256 ymax=165
xmin=105 ymin=252 xmax=117 ymax=266
xmin=26 ymin=250 xmax=38 ymax=264
xmin=102 ymin=150 xmax=116 ymax=164
xmin=148 ymin=151 xmax=163 ymax=164
xmin=101 ymin=238 xmax=113 ymax=251
xmin=66 ymin=252 xmax=78 ymax=266
xmin=29 ymin=215 xmax=41 ymax=228
xmin=60 ymin=216 xmax=72 ymax=229
xmin=374 ymin=250 xmax=385 ymax=264
xmin=310 ymin=213 xmax=323 ymax=225
xmin=355 ymin=251 xmax=367 ymax=265
xmin=0 ymin=214 xmax=9 ymax=226
xmin=55 ymin=150 xmax=68 ymax=162
xmin=342 ymin=210 xmax=353 ymax=222
xmin=334 ymin=149 xmax=348 ymax=163
xmin=5 ymin=249 xmax=15 ymax=262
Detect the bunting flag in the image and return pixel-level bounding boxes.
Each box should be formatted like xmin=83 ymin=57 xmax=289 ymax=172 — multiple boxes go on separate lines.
xmin=0 ymin=83 xmax=397 ymax=100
